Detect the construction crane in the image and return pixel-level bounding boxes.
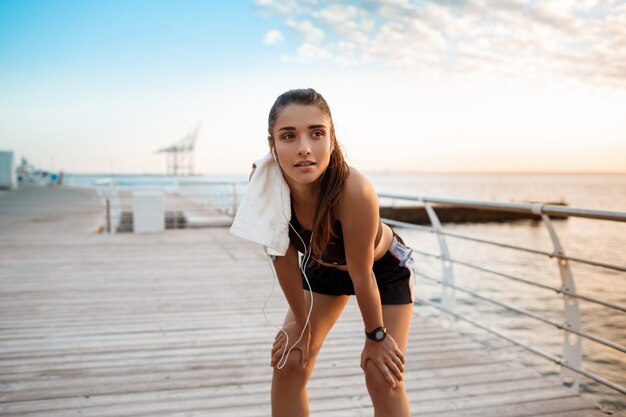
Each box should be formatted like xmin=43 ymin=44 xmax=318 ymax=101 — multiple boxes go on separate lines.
xmin=156 ymin=123 xmax=201 ymax=176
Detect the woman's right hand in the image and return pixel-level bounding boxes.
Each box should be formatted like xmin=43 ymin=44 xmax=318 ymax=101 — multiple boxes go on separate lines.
xmin=360 ymin=333 xmax=405 ymax=388
xmin=271 ymin=320 xmax=311 ymax=369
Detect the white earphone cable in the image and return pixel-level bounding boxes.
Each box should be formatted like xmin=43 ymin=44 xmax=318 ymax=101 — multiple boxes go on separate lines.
xmin=262 ymin=161 xmax=314 ymax=369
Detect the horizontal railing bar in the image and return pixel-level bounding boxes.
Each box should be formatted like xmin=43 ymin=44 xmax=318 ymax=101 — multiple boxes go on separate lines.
xmin=413 ymin=296 xmax=626 ymax=395
xmin=178 ymin=181 xmax=248 ymax=186
xmin=561 ymin=254 xmax=626 ymax=273
xmin=94 ymin=179 xmax=248 ymax=187
xmin=410 ymin=247 xmax=440 ymax=260
xmin=418 ymin=272 xmax=626 ymax=354
xmin=383 ymin=218 xmax=434 ymax=233
xmin=384 ymin=218 xmax=559 ymax=257
xmin=449 ymin=258 xmax=626 ymax=314
xmin=411 ymin=246 xmax=626 ymax=313
xmin=561 ymin=290 xmax=626 ymax=313
xmin=452 ymin=258 xmax=560 ymax=292
xmin=412 ymin=244 xmax=626 ymax=313
xmin=412 ymin=247 xmax=553 ymax=293
xmin=379 ymin=192 xmax=626 ymax=222
xmin=419 ymin=273 xmax=557 ymax=326
xmin=398 ymin=240 xmax=626 ymax=312
xmin=382 ymin=218 xmax=626 ymax=273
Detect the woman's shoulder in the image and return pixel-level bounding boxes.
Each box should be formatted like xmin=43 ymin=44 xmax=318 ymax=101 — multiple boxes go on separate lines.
xmin=344 ymin=166 xmax=375 ymax=193
xmin=337 ymin=167 xmax=377 ymax=217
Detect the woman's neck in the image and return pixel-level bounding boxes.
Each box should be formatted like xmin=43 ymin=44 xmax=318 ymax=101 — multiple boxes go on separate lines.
xmin=286 ymin=178 xmax=318 ymax=208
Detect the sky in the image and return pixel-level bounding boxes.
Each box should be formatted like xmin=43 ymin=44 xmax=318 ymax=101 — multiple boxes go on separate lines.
xmin=1 ymin=0 xmax=625 ymax=175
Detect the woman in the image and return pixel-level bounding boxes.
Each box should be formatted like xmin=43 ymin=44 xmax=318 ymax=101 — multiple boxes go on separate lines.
xmin=267 ymin=88 xmax=415 ymax=417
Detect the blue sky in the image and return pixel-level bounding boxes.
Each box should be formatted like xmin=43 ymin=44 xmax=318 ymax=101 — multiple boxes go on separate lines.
xmin=1 ymin=2 xmax=262 ymax=73
xmin=1 ymin=0 xmax=625 ymax=174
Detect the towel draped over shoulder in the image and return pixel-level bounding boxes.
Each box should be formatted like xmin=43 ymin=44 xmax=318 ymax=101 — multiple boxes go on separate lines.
xmin=229 ymin=152 xmax=291 ymax=256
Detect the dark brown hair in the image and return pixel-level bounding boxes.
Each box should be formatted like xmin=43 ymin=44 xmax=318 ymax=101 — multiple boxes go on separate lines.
xmin=268 ymin=88 xmax=350 ymax=260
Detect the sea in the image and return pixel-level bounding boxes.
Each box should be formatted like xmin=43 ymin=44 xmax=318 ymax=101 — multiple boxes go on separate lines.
xmin=66 ymin=172 xmax=626 ymax=413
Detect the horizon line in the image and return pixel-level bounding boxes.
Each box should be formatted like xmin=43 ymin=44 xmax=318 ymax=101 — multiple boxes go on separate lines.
xmin=63 ymin=170 xmax=626 ymax=176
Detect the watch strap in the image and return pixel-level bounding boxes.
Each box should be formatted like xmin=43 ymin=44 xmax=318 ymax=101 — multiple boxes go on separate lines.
xmin=365 ymin=326 xmax=387 ymax=341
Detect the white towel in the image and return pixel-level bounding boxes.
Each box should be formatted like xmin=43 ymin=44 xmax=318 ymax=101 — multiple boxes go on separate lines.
xmin=229 ymin=152 xmax=291 ymax=256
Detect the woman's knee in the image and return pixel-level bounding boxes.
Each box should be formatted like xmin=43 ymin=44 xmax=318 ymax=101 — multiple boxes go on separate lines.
xmin=364 ymin=360 xmax=404 ymax=401
xmin=272 ymin=349 xmax=313 ymax=387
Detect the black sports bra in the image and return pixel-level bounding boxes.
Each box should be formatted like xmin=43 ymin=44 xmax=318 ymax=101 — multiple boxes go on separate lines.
xmin=288 ymin=202 xmax=383 ymax=266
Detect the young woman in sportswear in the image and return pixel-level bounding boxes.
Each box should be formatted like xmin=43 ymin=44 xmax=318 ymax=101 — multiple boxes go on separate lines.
xmin=267 ymin=88 xmax=416 ymax=417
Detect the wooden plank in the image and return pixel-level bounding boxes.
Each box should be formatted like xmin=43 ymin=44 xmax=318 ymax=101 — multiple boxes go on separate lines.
xmin=0 ymin=187 xmax=612 ymax=417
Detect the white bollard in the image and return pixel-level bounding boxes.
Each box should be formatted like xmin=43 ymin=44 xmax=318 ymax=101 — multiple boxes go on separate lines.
xmin=132 ymin=190 xmax=164 ymax=233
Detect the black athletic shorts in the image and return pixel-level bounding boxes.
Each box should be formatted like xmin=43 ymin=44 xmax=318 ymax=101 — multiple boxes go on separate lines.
xmin=301 ymin=231 xmax=416 ymax=305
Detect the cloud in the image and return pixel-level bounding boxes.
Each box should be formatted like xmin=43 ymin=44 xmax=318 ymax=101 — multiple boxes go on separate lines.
xmin=295 ymin=42 xmax=332 ymax=62
xmin=254 ymin=0 xmax=318 ymax=17
xmin=264 ymin=29 xmax=285 ymax=45
xmin=256 ymin=0 xmax=626 ymax=89
xmin=285 ymin=19 xmax=325 ymax=43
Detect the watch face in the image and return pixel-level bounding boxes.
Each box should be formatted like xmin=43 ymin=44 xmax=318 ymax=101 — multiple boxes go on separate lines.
xmin=375 ymin=329 xmax=385 ymax=341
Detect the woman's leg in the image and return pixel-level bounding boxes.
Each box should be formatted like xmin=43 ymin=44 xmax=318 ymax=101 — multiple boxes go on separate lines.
xmin=271 ymin=290 xmax=349 ymax=417
xmin=363 ymin=303 xmax=414 ymax=417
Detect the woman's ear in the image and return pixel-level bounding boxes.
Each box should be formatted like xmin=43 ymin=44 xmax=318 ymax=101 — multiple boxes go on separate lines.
xmin=268 ymin=137 xmax=277 ymax=159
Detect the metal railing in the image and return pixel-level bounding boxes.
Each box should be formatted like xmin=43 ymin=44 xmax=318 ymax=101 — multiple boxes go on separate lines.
xmin=94 ymin=179 xmax=122 ymax=233
xmin=91 ymin=177 xmax=625 ymax=395
xmin=175 ymin=180 xmax=247 ymax=216
xmin=378 ymin=192 xmax=626 ymax=395
xmin=94 ymin=178 xmax=246 ymax=232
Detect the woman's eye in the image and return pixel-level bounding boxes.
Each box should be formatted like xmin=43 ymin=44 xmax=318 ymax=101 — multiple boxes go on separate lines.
xmin=312 ymin=130 xmax=325 ymax=138
xmin=281 ymin=133 xmax=295 ymax=140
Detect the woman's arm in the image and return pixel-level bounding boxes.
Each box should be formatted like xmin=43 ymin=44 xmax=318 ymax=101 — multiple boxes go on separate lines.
xmin=340 ymin=168 xmax=405 ymax=387
xmin=271 ymin=243 xmax=311 ymax=368
xmin=339 ymin=169 xmax=384 ymax=332
xmin=273 ymin=243 xmax=308 ymax=325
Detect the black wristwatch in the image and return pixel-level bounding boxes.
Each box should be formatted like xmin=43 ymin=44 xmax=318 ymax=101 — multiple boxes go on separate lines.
xmin=365 ymin=326 xmax=387 ymax=342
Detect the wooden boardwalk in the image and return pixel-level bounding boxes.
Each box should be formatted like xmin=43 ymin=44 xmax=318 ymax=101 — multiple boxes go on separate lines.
xmin=0 ymin=186 xmax=612 ymax=416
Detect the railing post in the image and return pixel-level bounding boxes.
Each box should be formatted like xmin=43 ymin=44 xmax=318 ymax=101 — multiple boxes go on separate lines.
xmin=105 ymin=198 xmax=111 ymax=233
xmin=232 ymin=183 xmax=238 ymax=216
xmin=424 ymin=203 xmax=456 ymax=319
xmin=535 ymin=204 xmax=582 ymax=392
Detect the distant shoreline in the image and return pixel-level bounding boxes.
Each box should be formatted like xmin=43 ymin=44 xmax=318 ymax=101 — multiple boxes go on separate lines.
xmin=63 ymin=171 xmax=626 ymax=177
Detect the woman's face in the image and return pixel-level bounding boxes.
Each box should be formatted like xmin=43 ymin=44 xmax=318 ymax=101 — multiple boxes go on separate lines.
xmin=271 ymin=104 xmax=333 ymax=186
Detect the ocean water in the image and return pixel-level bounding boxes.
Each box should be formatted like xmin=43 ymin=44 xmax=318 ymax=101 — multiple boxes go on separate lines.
xmin=67 ymin=172 xmax=626 ymax=412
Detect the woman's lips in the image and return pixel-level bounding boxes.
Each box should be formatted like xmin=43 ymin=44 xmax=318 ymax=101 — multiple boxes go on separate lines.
xmin=294 ymin=160 xmax=316 ymax=169
xmin=294 ymin=163 xmax=316 ymax=171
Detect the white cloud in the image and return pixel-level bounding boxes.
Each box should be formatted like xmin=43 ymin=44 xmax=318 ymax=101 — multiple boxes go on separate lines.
xmin=257 ymin=0 xmax=626 ymax=89
xmin=264 ymin=29 xmax=285 ymax=45
xmin=333 ymin=55 xmax=357 ymax=67
xmin=314 ymin=4 xmax=360 ymax=24
xmin=254 ymin=0 xmax=318 ymax=16
xmin=286 ymin=19 xmax=325 ymax=43
xmin=295 ymin=42 xmax=332 ymax=62
xmin=336 ymin=41 xmax=357 ymax=57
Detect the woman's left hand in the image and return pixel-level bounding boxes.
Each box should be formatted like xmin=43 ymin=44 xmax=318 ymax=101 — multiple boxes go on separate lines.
xmin=360 ymin=334 xmax=405 ymax=388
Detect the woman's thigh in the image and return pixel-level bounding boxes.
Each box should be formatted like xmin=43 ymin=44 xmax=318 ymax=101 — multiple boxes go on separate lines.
xmin=381 ymin=303 xmax=414 ymax=353
xmin=362 ymin=303 xmax=413 ymax=389
xmin=279 ymin=290 xmax=350 ymax=369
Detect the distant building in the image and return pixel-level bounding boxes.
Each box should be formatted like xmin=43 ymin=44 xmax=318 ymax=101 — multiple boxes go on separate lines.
xmin=0 ymin=151 xmax=16 ymax=190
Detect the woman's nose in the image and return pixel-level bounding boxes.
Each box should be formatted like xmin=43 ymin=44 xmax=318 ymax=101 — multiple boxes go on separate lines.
xmin=297 ymin=137 xmax=311 ymax=155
